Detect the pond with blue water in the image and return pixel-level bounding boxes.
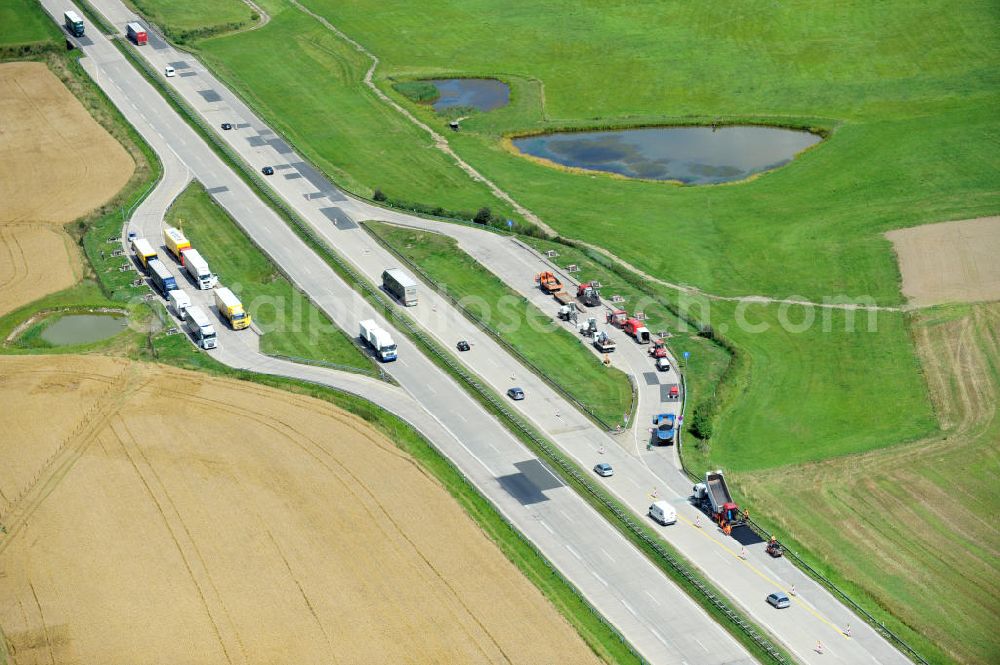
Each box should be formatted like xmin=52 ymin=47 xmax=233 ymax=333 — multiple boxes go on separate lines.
xmin=512 ymin=125 xmax=822 ymax=184
xmin=429 ymin=78 xmax=510 ymax=112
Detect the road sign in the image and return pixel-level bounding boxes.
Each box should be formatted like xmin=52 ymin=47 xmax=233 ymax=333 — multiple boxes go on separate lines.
xmin=683 ymin=351 xmax=690 ymax=360
xmin=507 ymin=219 xmax=514 ymax=228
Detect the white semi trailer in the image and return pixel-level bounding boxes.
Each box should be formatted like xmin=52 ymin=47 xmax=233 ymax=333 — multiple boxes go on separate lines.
xmin=185 ymin=305 xmax=218 ymax=349
xmin=182 ymin=248 xmax=218 ymax=290
xmin=359 ymin=319 xmax=397 ymax=362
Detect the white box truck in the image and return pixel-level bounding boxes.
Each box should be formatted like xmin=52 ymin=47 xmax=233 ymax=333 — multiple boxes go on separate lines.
xmin=185 ymin=305 xmax=218 ymax=349
xmin=168 ymin=290 xmax=191 ymax=320
xmin=382 ymin=268 xmax=418 ymax=306
xmin=182 ymin=248 xmax=217 ymax=290
xmin=359 ymin=319 xmax=397 ymax=362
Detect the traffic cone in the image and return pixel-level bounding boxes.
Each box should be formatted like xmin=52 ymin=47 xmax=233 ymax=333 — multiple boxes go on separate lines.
xmin=739 ymin=547 xmax=748 ymax=559
xmin=694 ymin=515 xmax=702 ymax=528
xmin=845 ymin=624 xmax=851 ymax=638
xmin=789 ymin=585 xmax=796 ymax=596
xmin=816 ymin=641 xmax=824 ymax=654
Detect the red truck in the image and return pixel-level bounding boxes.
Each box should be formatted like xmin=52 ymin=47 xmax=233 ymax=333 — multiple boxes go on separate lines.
xmin=126 ymin=22 xmax=148 ymax=45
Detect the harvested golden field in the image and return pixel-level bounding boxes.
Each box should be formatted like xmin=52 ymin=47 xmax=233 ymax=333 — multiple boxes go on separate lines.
xmin=0 ymin=223 xmax=81 ymax=315
xmin=0 ymin=62 xmax=133 ymax=225
xmin=887 ymin=216 xmax=1000 ymax=307
xmin=739 ymin=303 xmax=1000 ymax=665
xmin=0 ymin=355 xmax=598 ymax=665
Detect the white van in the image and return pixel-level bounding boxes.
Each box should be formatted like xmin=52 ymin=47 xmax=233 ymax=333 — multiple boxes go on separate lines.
xmin=649 ymin=500 xmax=677 ymax=526
xmin=164 ymin=65 xmax=175 ymax=77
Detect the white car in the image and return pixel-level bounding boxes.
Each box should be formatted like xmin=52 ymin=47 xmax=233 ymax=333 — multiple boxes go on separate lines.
xmin=655 ymin=357 xmax=671 ymax=371
xmin=164 ymin=65 xmax=175 ymax=77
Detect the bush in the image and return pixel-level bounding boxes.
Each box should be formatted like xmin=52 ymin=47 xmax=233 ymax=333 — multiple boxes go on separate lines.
xmin=392 ymin=80 xmax=440 ymax=104
xmin=689 ymin=397 xmax=716 ymax=439
xmin=373 ymin=187 xmax=387 ymax=202
xmin=474 ymin=206 xmax=493 ymax=225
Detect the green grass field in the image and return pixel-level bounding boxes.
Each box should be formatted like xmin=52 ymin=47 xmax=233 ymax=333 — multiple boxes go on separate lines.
xmin=127 ymin=0 xmax=257 ymax=42
xmin=367 ymin=222 xmax=633 ymax=426
xmin=166 ymin=182 xmax=372 ymax=369
xmin=0 ymin=0 xmax=61 ymax=47
xmin=740 ymin=303 xmax=1000 ymax=665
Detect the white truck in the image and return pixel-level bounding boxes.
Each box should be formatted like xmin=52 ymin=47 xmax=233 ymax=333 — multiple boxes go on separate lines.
xmin=168 ymin=289 xmax=191 ymax=320
xmin=359 ymin=319 xmax=397 ymax=362
xmin=182 ymin=248 xmax=218 ymax=290
xmin=185 ymin=305 xmax=218 ymax=349
xmin=382 ymin=268 xmax=418 ymax=306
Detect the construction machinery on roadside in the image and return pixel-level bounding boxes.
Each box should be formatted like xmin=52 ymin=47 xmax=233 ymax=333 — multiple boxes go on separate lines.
xmin=649 ymin=338 xmax=668 ymax=358
xmin=607 ymin=309 xmax=628 ymax=327
xmin=692 ymin=470 xmax=745 ymax=529
xmin=592 ymin=330 xmax=616 ymax=353
xmin=577 ymin=281 xmax=601 ymax=307
xmin=651 ymin=413 xmax=676 ymax=445
xmin=536 ymin=271 xmax=563 ymax=294
xmin=623 ymin=318 xmax=651 ymax=343
xmin=578 ymin=317 xmax=598 ymax=336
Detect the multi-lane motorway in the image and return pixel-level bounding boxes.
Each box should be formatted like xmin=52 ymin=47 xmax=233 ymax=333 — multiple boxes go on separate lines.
xmin=38 ymin=1 xmax=912 ymax=663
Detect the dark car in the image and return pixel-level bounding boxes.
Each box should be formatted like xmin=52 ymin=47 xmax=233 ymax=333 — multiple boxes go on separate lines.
xmin=766 ymin=592 xmax=791 ymax=609
xmin=221 ymin=122 xmax=233 ymax=130
xmin=507 ymin=387 xmax=525 ymax=401
xmin=456 ymin=340 xmax=470 ymax=352
xmin=261 ymin=166 xmax=275 ymax=176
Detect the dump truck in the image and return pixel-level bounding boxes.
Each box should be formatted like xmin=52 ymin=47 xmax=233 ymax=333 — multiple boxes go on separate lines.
xmin=64 ymin=10 xmax=84 ymax=37
xmin=536 ymin=271 xmax=562 ymax=294
xmin=131 ymin=237 xmax=157 ymax=270
xmin=382 ymin=268 xmax=418 ymax=306
xmin=163 ymin=226 xmax=191 ymax=262
xmin=651 ymin=413 xmax=676 ymax=445
xmin=623 ymin=318 xmax=651 ymax=343
xmin=126 ymin=22 xmax=147 ymax=45
xmin=359 ymin=319 xmax=397 ymax=362
xmin=577 ymin=281 xmax=601 ymax=307
xmin=649 ymin=338 xmax=668 ymax=358
xmin=168 ymin=290 xmax=191 ymax=320
xmin=182 ymin=248 xmax=217 ymax=290
xmin=693 ymin=470 xmax=744 ymax=527
xmin=185 ymin=305 xmax=218 ymax=350
xmin=593 ymin=330 xmax=616 ymax=353
xmin=213 ymin=287 xmax=251 ymax=330
xmin=147 ymin=259 xmax=177 ymax=295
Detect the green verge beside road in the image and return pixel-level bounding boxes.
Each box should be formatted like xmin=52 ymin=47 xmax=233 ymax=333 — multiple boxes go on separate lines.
xmin=0 ymin=0 xmax=62 ymax=51
xmin=366 ymin=221 xmax=633 ymax=428
xmin=164 ymin=181 xmax=372 ymax=370
xmin=125 ymin=0 xmax=257 ymax=43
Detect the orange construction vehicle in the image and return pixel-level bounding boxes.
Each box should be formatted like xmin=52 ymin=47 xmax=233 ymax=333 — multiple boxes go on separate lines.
xmin=535 ymin=271 xmax=562 ymax=294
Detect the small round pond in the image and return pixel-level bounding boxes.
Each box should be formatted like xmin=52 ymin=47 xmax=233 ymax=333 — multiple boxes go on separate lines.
xmin=429 ymin=78 xmax=510 ymax=112
xmin=512 ymin=125 xmax=822 ymax=184
xmin=39 ymin=313 xmax=128 ymax=346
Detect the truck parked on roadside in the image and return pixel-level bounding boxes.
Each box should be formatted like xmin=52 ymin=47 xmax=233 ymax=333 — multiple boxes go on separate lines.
xmin=168 ymin=290 xmax=191 ymax=320
xmin=623 ymin=318 xmax=651 ymax=343
xmin=181 ymin=248 xmax=217 ymax=290
xmin=382 ymin=268 xmax=418 ymax=306
xmin=213 ymin=287 xmax=251 ymax=330
xmin=131 ymin=237 xmax=157 ymax=270
xmin=592 ymin=330 xmax=616 ymax=353
xmin=577 ymin=281 xmax=601 ymax=307
xmin=359 ymin=319 xmax=397 ymax=362
xmin=651 ymin=413 xmax=676 ymax=445
xmin=126 ymin=22 xmax=147 ymax=45
xmin=163 ymin=226 xmax=192 ymax=262
xmin=64 ymin=11 xmax=84 ymax=37
xmin=147 ymin=259 xmax=177 ymax=295
xmin=185 ymin=305 xmax=217 ymax=349
xmin=535 ymin=271 xmax=562 ymax=294
xmin=693 ymin=470 xmax=744 ymax=528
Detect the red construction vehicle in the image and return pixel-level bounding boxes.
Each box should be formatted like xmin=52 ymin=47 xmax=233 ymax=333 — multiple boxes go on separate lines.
xmin=607 ymin=309 xmax=627 ymax=327
xmin=577 ymin=281 xmax=601 ymax=307
xmin=536 ymin=271 xmax=562 ymax=294
xmin=692 ymin=470 xmax=745 ymax=529
xmin=649 ymin=338 xmax=668 ymax=358
xmin=622 ymin=318 xmax=651 ymax=343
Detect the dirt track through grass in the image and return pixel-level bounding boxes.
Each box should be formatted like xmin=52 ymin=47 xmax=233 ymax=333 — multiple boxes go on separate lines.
xmin=0 ymin=355 xmax=601 ymax=665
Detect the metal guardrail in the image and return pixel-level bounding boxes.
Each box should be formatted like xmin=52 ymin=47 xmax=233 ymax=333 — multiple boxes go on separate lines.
xmin=363 ymin=224 xmax=636 ymax=432
xmin=119 ymin=37 xmax=791 ymax=663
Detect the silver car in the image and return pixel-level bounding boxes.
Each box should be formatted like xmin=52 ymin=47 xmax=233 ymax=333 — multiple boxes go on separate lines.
xmin=766 ymin=592 xmax=791 ymax=609
xmin=593 ymin=463 xmax=613 ymax=477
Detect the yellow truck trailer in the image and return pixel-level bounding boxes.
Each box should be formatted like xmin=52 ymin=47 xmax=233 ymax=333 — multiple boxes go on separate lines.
xmin=213 ymin=286 xmax=251 ymax=330
xmin=130 ymin=237 xmax=157 ymax=269
xmin=163 ymin=226 xmax=192 ymax=262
